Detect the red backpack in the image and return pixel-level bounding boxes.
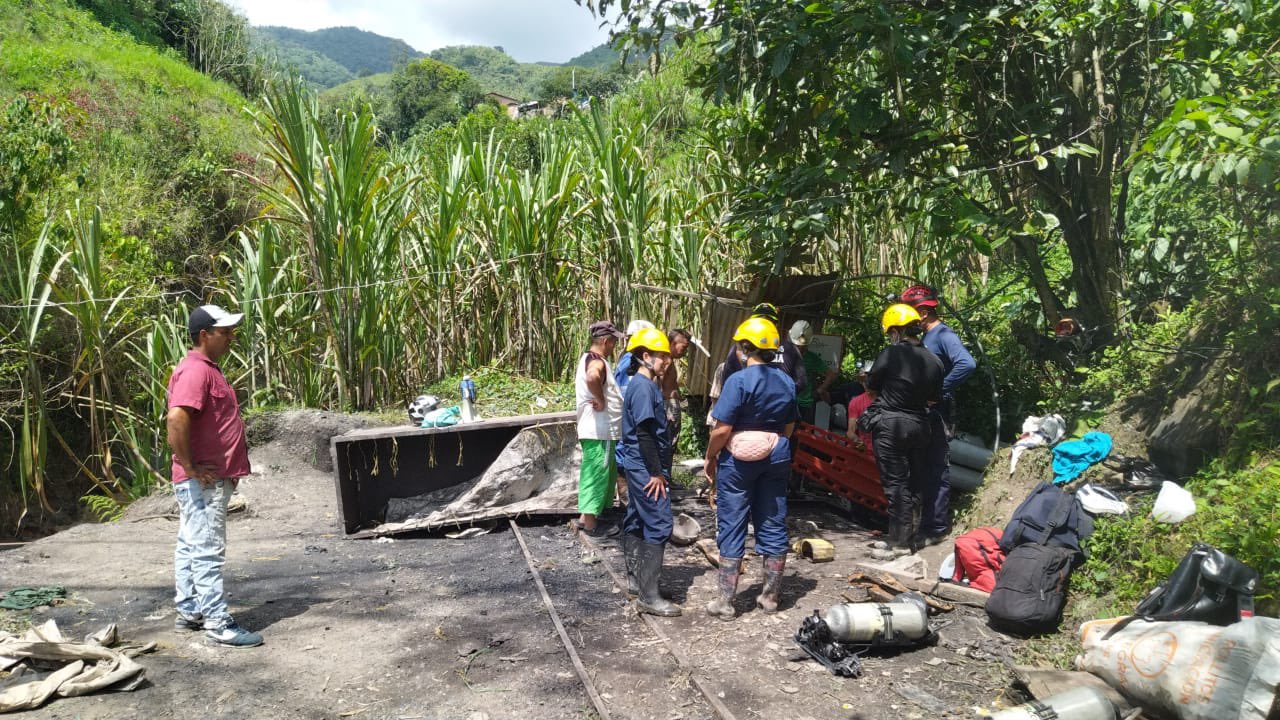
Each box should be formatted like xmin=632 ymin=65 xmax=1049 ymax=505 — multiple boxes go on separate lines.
xmin=952 ymin=527 xmax=1006 ymax=593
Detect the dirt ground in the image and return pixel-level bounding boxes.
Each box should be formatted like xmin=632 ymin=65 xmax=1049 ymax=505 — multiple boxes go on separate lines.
xmin=0 ymin=411 xmax=1030 ymax=720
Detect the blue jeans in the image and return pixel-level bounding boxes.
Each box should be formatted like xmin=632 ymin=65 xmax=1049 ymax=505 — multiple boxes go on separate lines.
xmin=174 ymin=479 xmax=234 ymax=628
xmin=622 ymin=465 xmax=673 ymax=544
xmin=919 ymin=409 xmax=952 ymax=536
xmin=714 ymin=454 xmax=790 ymax=559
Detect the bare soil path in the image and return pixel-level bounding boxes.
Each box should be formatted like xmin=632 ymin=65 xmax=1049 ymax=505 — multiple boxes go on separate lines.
xmin=0 ymin=412 xmax=1020 ymax=720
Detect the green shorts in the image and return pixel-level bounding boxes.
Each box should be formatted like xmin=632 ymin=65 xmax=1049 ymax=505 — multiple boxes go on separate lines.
xmin=578 ymin=439 xmax=616 ymax=515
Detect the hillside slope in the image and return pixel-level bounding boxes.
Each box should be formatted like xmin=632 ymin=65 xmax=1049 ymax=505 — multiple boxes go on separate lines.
xmin=429 ymin=45 xmax=551 ymax=100
xmin=2 ymin=0 xmax=260 ymax=264
xmin=251 ymin=29 xmax=355 ymax=88
xmin=0 ymin=0 xmax=262 ymax=532
xmin=257 ymin=25 xmax=424 ymax=78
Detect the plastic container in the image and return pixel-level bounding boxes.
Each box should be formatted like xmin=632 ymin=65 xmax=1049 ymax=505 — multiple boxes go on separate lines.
xmin=822 ymin=601 xmax=929 ymax=644
xmin=1151 ymin=481 xmax=1196 ymax=523
xmin=460 ymin=375 xmax=477 ymax=423
xmin=938 ymin=552 xmax=956 ymax=580
xmin=986 ymin=686 xmax=1115 ymax=720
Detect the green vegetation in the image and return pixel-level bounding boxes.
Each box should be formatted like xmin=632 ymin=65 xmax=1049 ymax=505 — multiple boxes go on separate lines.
xmin=255 ymin=25 xmax=423 ymax=80
xmin=424 ymin=368 xmax=574 ymax=419
xmin=2 ymin=0 xmax=1278 ymax=647
xmin=564 ymin=41 xmax=625 ymax=71
xmin=251 ymin=30 xmax=354 ymax=89
xmin=73 ymin=0 xmax=264 ymax=95
xmin=430 ymin=45 xmax=548 ymax=101
xmin=0 ymin=0 xmax=259 ymax=531
xmin=386 ymin=58 xmax=484 ymax=138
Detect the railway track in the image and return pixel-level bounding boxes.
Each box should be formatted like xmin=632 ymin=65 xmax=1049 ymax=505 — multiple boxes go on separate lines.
xmin=510 ymin=518 xmax=732 ymax=720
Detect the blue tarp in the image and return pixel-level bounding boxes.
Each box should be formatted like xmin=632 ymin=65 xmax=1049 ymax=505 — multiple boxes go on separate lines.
xmin=1052 ymin=431 xmax=1113 ymax=485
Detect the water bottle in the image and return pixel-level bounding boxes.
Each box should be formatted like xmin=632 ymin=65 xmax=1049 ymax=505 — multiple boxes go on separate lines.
xmin=460 ymin=375 xmax=477 ymax=423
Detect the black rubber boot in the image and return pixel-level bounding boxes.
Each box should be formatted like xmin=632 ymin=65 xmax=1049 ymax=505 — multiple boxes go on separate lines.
xmin=622 ymin=533 xmax=640 ymax=597
xmin=756 ymin=555 xmax=786 ymax=613
xmin=635 ymin=541 xmax=681 ymax=617
xmin=890 ymin=523 xmax=916 ymax=555
xmin=706 ymin=558 xmax=741 ymax=620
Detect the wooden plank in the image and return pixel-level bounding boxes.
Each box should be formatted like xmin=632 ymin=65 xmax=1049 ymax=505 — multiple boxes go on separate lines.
xmin=510 ymin=520 xmax=612 ymax=720
xmin=851 ymin=562 xmax=992 ymax=606
xmin=1011 ymin=666 xmax=1132 ymax=711
xmin=335 ymin=411 xmax=575 ymax=442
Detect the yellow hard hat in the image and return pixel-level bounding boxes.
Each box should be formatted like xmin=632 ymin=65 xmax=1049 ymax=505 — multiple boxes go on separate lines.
xmin=881 ymin=303 xmax=923 ymax=334
xmin=626 ymin=327 xmax=671 ymax=354
xmin=732 ymin=317 xmax=781 ymax=350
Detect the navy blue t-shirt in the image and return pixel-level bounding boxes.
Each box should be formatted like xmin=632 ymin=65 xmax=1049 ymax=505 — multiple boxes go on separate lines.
xmin=711 ymin=364 xmax=799 ymax=464
xmin=922 ymin=322 xmax=976 ymax=397
xmin=618 ymin=373 xmax=669 ymax=473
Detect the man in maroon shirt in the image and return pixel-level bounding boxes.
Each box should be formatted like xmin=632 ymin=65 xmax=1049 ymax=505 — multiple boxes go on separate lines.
xmin=167 ymin=304 xmax=262 ymax=648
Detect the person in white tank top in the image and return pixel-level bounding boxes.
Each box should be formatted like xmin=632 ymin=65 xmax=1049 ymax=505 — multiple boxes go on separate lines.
xmin=574 ymin=321 xmax=625 ymax=536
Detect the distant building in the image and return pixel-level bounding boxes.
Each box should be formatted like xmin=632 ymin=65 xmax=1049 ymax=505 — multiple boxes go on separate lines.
xmin=485 ymin=92 xmax=521 ymax=119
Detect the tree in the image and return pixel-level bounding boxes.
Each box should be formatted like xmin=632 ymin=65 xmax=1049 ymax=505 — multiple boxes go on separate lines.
xmin=388 ymin=58 xmax=483 ymax=138
xmin=580 ymin=0 xmax=1278 ymax=346
xmin=537 ymin=65 xmax=624 ymax=103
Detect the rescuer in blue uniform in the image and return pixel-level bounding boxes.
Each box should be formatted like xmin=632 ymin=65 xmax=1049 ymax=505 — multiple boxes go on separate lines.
xmin=618 ymin=327 xmax=682 ymax=617
xmin=703 ymin=317 xmax=798 ymax=621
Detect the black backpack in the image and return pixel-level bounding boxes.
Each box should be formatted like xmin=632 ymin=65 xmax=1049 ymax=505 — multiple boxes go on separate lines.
xmin=1135 ymin=543 xmax=1258 ymax=623
xmin=985 ymin=543 xmax=1076 ymax=635
xmin=999 ymin=482 xmax=1093 ymax=558
xmin=1097 ymin=543 xmax=1259 ymax=643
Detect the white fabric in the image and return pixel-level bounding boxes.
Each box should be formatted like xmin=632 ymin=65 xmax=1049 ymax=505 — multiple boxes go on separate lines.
xmin=1009 ymin=413 xmax=1067 ymax=475
xmin=1151 ymin=481 xmax=1196 ymax=523
xmin=0 ymin=621 xmax=151 ymax=713
xmin=575 ymin=352 xmax=622 ymax=440
xmin=1077 ymin=483 xmax=1130 ymax=515
xmin=789 ymin=320 xmax=812 ymax=346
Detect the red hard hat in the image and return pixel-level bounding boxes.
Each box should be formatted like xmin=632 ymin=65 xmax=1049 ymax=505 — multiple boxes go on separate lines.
xmin=900 ymin=284 xmax=939 ymax=309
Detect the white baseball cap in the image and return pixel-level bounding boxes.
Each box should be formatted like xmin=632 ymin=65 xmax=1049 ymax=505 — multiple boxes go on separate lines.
xmin=188 ymin=304 xmax=244 ymax=336
xmin=625 ymin=319 xmax=655 ymax=336
xmin=788 ymin=320 xmax=813 ymax=346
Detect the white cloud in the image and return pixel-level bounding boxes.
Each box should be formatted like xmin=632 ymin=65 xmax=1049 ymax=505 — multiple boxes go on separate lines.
xmin=228 ymin=0 xmax=614 ymax=64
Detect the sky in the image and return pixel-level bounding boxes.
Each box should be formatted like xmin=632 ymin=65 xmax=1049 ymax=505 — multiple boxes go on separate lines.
xmin=227 ymin=0 xmax=615 ymax=64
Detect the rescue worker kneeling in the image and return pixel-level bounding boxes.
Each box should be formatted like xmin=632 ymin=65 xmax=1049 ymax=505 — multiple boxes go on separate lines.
xmin=703 ymin=317 xmax=799 ymax=620
xmin=619 ymin=328 xmax=682 ymax=617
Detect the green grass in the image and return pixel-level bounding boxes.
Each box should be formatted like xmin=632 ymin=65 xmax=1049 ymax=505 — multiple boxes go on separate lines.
xmin=422 ymin=367 xmax=574 ymax=419
xmin=1 ymin=0 xmax=258 ymax=271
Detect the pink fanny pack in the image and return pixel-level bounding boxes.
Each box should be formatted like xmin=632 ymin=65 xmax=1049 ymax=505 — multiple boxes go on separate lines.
xmin=727 ymin=430 xmax=780 ymax=462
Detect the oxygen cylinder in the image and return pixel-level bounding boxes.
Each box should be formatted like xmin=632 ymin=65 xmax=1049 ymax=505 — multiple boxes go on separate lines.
xmin=821 ymin=601 xmax=930 ymax=644
xmin=987 ymin=687 xmax=1115 ymax=720
xmin=460 ymin=375 xmax=477 ymax=423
